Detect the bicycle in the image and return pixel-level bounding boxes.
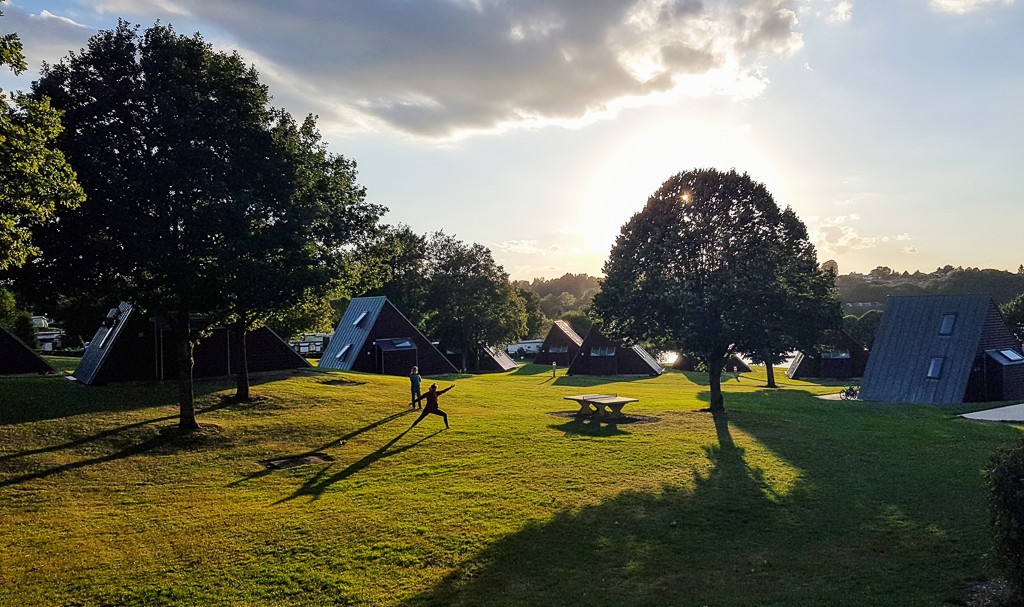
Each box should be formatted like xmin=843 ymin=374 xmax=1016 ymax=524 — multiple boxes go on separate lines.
xmin=839 ymin=385 xmax=859 ymax=400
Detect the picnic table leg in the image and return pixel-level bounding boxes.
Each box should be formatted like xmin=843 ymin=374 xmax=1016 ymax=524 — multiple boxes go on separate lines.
xmin=607 ymin=403 xmax=626 ymax=418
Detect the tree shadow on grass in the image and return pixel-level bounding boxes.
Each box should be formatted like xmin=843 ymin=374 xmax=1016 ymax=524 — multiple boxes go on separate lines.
xmin=405 ymin=392 xmax=1012 ymax=606
xmin=553 ymin=374 xmax=661 ymax=388
xmin=404 ymin=414 xmax=782 ymax=607
xmin=277 ymin=428 xmax=444 ymax=503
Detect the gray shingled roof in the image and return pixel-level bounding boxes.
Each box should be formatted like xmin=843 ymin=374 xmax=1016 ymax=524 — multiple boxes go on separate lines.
xmin=860 ymin=294 xmax=999 ymax=404
xmin=318 ymin=296 xmax=388 ymax=371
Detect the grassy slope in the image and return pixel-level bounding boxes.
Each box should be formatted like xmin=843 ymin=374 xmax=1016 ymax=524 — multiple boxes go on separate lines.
xmin=0 ymin=362 xmax=1020 ymax=606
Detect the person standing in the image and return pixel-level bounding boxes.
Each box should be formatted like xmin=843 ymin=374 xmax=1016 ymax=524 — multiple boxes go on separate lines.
xmin=411 ymin=383 xmax=453 ymax=429
xmin=409 ymin=366 xmax=422 ymax=408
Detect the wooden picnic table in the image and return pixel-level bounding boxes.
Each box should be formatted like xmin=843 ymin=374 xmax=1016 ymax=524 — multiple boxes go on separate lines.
xmin=563 ymin=393 xmax=639 ymax=419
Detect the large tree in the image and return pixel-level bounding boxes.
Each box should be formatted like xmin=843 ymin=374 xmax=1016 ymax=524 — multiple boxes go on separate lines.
xmin=30 ymin=22 xmax=379 ymax=428
xmin=422 ymin=232 xmax=527 ymax=371
xmin=218 ymin=110 xmax=383 ymax=400
xmin=594 ymin=168 xmax=838 ymax=413
xmin=0 ymin=11 xmax=84 ymax=271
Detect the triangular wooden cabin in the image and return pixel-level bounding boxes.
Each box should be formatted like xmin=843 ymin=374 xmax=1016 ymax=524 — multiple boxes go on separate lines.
xmin=860 ymin=294 xmax=1024 ymax=404
xmin=673 ymin=353 xmax=751 ymax=373
xmin=445 ymin=345 xmax=518 ymax=373
xmin=786 ymin=330 xmax=869 ymax=380
xmin=0 ymin=326 xmax=54 ymax=375
xmin=73 ymin=302 xmax=310 ymax=385
xmin=319 ymin=296 xmax=457 ymax=376
xmin=567 ymin=326 xmax=663 ymax=376
xmin=532 ymin=320 xmax=584 ymax=366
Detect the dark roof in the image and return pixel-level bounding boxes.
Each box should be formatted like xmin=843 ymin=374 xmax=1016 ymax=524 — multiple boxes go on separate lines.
xmin=482 ymin=345 xmax=518 ymax=372
xmin=785 ymin=330 xmax=869 ymax=380
xmin=0 ymin=326 xmax=55 ymax=375
xmin=319 ymin=296 xmax=389 ymax=370
xmin=568 ymin=326 xmax=663 ymax=376
xmin=73 ymin=302 xmax=134 ymax=385
xmin=73 ymin=302 xmax=309 ymax=385
xmin=319 ymin=296 xmax=457 ymax=376
xmin=533 ymin=320 xmax=584 ymax=366
xmin=860 ymin=294 xmax=1020 ymax=403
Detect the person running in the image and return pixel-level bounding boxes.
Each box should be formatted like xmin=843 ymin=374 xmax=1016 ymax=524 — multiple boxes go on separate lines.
xmin=411 ymin=383 xmax=453 ymax=429
xmin=409 ymin=366 xmax=422 ymax=408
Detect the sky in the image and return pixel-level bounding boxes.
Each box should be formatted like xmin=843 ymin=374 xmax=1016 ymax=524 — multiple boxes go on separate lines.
xmin=1 ymin=0 xmax=1022 ymax=280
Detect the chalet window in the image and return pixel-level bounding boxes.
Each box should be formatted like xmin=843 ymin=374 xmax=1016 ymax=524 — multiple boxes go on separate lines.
xmin=938 ymin=314 xmax=957 ymax=335
xmin=591 ymin=346 xmax=616 ymax=357
xmin=336 ymin=344 xmax=351 ymax=360
xmin=549 ymin=345 xmax=569 ymax=353
xmin=926 ymin=356 xmax=944 ymax=379
xmin=1000 ymin=349 xmax=1024 ymax=362
xmin=352 ymin=311 xmax=369 ymax=327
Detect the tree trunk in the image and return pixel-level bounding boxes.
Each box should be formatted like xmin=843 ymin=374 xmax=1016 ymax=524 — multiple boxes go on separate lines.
xmin=174 ymin=323 xmax=199 ymax=431
xmin=461 ymin=346 xmax=469 ymax=373
xmin=235 ymin=327 xmax=250 ymax=401
xmin=707 ymin=355 xmax=726 ymax=414
xmin=763 ymin=352 xmax=777 ymax=388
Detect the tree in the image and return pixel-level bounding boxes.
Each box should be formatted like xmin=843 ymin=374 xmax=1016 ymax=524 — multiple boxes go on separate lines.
xmin=0 ymin=287 xmax=35 ymax=346
xmin=516 ymin=287 xmax=547 ymax=338
xmin=594 ymin=168 xmax=838 ymax=413
xmin=1002 ymin=294 xmax=1024 ymax=342
xmin=422 ymin=232 xmax=526 ymax=371
xmin=0 ymin=11 xmax=84 ymax=270
xmin=737 ymin=211 xmax=841 ymax=388
xmin=217 ymin=110 xmax=383 ymax=400
xmin=30 ymin=22 xmax=380 ymax=428
xmin=560 ymin=309 xmax=595 ymax=339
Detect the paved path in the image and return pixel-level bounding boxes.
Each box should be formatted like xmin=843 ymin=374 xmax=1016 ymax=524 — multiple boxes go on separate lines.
xmin=962 ymin=404 xmax=1024 ymax=422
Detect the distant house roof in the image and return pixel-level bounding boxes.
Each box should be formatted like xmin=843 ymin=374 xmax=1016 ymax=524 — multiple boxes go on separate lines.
xmin=860 ymin=294 xmax=1023 ymax=404
xmin=568 ymin=326 xmax=663 ymax=376
xmin=319 ymin=296 xmax=456 ymax=376
xmin=533 ymin=320 xmax=584 ymax=366
xmin=0 ymin=326 xmax=54 ymax=375
xmin=73 ymin=302 xmax=309 ymax=385
xmin=786 ymin=330 xmax=869 ymax=380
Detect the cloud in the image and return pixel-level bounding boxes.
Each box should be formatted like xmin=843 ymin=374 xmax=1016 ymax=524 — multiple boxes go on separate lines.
xmin=492 ymin=239 xmax=547 ymax=255
xmin=828 ymin=0 xmax=853 ymax=23
xmin=0 ymin=4 xmax=93 ymax=82
xmin=896 ymin=232 xmax=911 ymax=241
xmin=904 ymin=246 xmax=919 ymax=254
xmin=30 ymin=0 xmax=806 ymax=139
xmin=929 ymin=0 xmax=1013 ymax=14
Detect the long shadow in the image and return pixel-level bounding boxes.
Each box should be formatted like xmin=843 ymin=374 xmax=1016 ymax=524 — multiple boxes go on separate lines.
xmin=549 ymin=417 xmax=630 ymax=437
xmin=553 ymin=374 xmax=661 ymax=388
xmin=513 ymin=363 xmax=553 ymax=376
xmin=0 ymin=396 xmax=241 ymax=464
xmin=405 ymin=413 xmax=777 ymax=606
xmin=229 ymin=410 xmax=413 ymax=487
xmin=277 ymin=428 xmax=443 ymax=503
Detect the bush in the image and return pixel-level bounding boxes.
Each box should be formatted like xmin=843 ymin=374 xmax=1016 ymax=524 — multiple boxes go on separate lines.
xmin=987 ymin=437 xmax=1024 ymax=595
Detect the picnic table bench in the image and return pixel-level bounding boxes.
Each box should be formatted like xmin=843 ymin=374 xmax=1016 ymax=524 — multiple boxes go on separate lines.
xmin=563 ymin=393 xmax=639 ymax=419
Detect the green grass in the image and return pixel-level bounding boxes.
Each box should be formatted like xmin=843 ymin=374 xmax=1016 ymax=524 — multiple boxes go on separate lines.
xmin=1 ymin=363 xmax=1020 ymax=606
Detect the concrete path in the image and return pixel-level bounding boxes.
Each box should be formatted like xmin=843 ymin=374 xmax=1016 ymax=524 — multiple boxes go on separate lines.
xmin=961 ymin=404 xmax=1024 ymax=422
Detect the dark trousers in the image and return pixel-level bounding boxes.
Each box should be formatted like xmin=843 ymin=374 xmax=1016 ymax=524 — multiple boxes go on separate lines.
xmin=411 ymin=407 xmax=448 ymax=428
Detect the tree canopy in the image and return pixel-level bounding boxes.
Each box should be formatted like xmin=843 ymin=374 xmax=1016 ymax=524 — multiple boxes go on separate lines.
xmin=30 ymin=21 xmax=381 ymax=427
xmin=0 ymin=10 xmax=84 ymax=271
xmin=594 ymin=168 xmax=838 ymax=412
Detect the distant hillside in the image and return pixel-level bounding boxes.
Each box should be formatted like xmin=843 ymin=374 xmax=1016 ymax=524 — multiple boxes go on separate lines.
xmin=837 ymin=266 xmax=1024 ymax=308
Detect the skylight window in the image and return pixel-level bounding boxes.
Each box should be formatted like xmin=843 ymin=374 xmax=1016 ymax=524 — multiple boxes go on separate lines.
xmin=352 ymin=311 xmax=368 ymax=327
xmin=1001 ymin=349 xmax=1024 ymax=362
xmin=395 ymin=339 xmax=414 ymax=348
xmin=938 ymin=314 xmax=957 ymax=335
xmin=336 ymin=344 xmax=351 ymax=360
xmin=926 ymin=356 xmax=944 ymax=379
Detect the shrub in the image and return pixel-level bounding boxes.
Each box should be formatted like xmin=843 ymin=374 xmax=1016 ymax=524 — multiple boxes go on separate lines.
xmin=987 ymin=437 xmax=1024 ymax=594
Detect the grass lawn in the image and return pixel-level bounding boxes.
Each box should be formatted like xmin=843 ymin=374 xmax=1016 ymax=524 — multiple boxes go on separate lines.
xmin=1 ymin=361 xmax=1021 ymax=606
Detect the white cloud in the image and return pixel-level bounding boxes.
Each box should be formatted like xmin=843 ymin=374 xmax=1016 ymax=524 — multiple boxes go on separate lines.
xmin=828 ymin=1 xmax=853 ymax=23
xmin=492 ymin=239 xmax=547 ymax=255
xmin=929 ymin=0 xmax=1013 ymax=14
xmin=904 ymin=246 xmax=919 ymax=254
xmin=19 ymin=0 xmax=807 ymax=139
xmin=896 ymin=233 xmax=911 ymax=241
